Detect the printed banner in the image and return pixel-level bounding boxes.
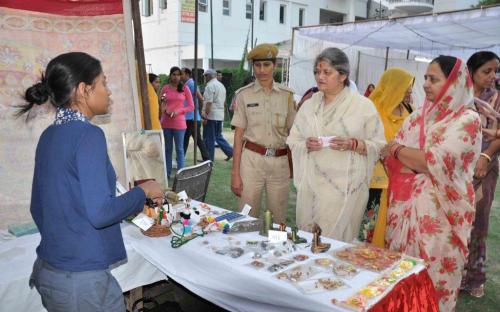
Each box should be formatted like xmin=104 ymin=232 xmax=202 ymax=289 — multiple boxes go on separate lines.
xmin=0 ymin=6 xmax=138 ymax=229
xmin=181 ymin=0 xmax=195 ymax=23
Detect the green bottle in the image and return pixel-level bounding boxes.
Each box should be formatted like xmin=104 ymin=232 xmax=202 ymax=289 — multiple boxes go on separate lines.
xmin=259 ymin=209 xmax=273 ymax=236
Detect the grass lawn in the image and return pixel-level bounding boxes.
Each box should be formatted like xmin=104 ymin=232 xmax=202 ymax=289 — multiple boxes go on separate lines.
xmin=181 ymin=128 xmax=499 ymax=311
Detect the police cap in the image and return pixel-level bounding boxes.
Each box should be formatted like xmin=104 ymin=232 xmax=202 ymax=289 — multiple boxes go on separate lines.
xmin=247 ymin=43 xmax=278 ymax=62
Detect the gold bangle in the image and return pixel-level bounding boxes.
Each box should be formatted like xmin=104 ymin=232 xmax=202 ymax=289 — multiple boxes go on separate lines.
xmin=480 ymin=153 xmax=491 ymax=162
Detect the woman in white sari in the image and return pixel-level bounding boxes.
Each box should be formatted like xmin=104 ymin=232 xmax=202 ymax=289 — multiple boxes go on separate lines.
xmin=287 ymin=48 xmax=386 ymax=241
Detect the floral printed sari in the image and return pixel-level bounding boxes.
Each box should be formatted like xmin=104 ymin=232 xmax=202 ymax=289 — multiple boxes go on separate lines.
xmin=384 ymin=59 xmax=481 ymax=311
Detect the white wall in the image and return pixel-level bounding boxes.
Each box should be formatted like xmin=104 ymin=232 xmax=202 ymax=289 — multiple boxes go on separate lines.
xmin=141 ymin=0 xmax=368 ymax=74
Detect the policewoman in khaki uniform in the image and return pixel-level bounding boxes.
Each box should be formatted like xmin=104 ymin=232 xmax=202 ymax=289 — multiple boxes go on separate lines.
xmin=231 ymin=43 xmax=296 ymax=223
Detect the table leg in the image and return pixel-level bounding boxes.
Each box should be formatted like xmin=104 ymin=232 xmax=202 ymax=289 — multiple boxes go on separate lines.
xmin=125 ymin=287 xmax=143 ymax=311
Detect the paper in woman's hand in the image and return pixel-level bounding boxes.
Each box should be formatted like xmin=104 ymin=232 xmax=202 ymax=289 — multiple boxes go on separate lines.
xmin=319 ymin=136 xmax=336 ymax=148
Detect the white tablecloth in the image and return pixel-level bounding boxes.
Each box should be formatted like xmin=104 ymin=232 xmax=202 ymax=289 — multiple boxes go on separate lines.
xmin=0 ymin=208 xmax=426 ymax=312
xmin=0 ymin=224 xmax=166 ymax=312
xmin=122 ymin=203 xmax=426 ymax=312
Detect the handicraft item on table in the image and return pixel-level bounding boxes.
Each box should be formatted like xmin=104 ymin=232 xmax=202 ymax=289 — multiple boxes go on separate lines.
xmin=331 ymin=261 xmax=359 ymax=279
xmin=259 ymin=209 xmax=273 ymax=236
xmin=140 ymin=195 xmax=172 ymax=237
xmin=290 ymin=225 xmax=307 ymax=244
xmin=332 ymin=243 xmax=401 ymax=272
xmin=228 ymin=219 xmax=261 ymax=233
xmin=332 ymin=257 xmax=420 ymax=311
xmin=311 ymin=223 xmax=330 ymax=253
xmin=275 ymin=263 xmax=322 ymax=283
xmin=170 ymin=219 xmax=204 ymax=248
xmin=296 ymin=277 xmax=348 ymax=294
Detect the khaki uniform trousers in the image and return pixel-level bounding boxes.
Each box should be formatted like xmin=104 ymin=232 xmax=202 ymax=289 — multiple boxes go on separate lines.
xmin=239 ymin=148 xmax=290 ymax=223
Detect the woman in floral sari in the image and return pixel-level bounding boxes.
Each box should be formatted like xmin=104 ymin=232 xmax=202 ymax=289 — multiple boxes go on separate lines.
xmin=461 ymin=51 xmax=500 ymax=298
xmin=287 ymin=47 xmax=385 ymax=241
xmin=382 ymin=56 xmax=481 ymax=312
xmin=359 ymin=68 xmax=414 ymax=246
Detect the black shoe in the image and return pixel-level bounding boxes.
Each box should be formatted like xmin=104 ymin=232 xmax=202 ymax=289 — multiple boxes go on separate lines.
xmin=225 ymin=155 xmax=232 ymax=161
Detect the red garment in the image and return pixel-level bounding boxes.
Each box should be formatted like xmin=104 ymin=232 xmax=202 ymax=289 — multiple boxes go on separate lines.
xmin=364 ymin=84 xmax=375 ymax=97
xmin=160 ymin=84 xmax=194 ymax=130
xmin=369 ymin=270 xmax=439 ymax=312
xmin=385 ymin=59 xmax=481 ymax=311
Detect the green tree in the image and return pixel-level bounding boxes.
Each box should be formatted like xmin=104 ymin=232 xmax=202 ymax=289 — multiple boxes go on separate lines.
xmin=158 ymin=73 xmax=169 ymax=92
xmin=476 ymin=0 xmax=500 ymax=6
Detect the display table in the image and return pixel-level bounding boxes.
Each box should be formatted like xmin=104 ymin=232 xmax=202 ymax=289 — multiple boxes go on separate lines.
xmin=123 ymin=203 xmax=438 ymax=312
xmin=0 ymin=224 xmax=167 ymax=312
xmin=0 ymin=206 xmax=438 ymax=312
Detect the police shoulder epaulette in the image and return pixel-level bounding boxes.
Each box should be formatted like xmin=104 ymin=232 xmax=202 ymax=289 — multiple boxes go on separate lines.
xmin=235 ymin=82 xmax=255 ymax=94
xmin=276 ymin=83 xmax=294 ymax=94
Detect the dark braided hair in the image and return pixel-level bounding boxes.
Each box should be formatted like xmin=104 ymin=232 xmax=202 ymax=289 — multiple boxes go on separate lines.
xmin=17 ymin=52 xmax=102 ymax=117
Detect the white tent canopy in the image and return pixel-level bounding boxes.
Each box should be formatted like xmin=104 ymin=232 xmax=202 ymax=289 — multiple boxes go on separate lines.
xmin=289 ymin=5 xmax=500 ymax=105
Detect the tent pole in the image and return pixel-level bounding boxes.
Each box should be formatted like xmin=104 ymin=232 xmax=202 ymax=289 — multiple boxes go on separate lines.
xmin=384 ymin=47 xmax=389 ymax=70
xmin=251 ymin=0 xmax=254 ymax=49
xmin=131 ymin=0 xmax=151 ymax=130
xmin=210 ymin=0 xmax=214 ymax=68
xmin=193 ymin=0 xmax=199 ymax=165
xmin=355 ymin=50 xmax=361 ymax=85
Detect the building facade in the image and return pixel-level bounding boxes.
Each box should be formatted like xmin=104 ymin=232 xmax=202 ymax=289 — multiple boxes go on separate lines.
xmin=370 ymin=0 xmax=480 ymax=18
xmin=140 ymin=0 xmax=369 ymax=74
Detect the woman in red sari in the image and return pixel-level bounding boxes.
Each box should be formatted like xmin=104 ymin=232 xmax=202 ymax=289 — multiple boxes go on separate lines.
xmin=364 ymin=83 xmax=375 ymax=97
xmin=381 ymin=56 xmax=481 ymax=312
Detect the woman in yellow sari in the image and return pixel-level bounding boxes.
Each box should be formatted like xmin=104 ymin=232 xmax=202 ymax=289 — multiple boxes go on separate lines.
xmin=138 ymin=73 xmax=162 ymax=130
xmin=359 ymin=68 xmax=414 ymax=247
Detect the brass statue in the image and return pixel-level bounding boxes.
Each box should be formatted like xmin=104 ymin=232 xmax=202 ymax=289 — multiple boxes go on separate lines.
xmin=290 ymin=225 xmax=307 ymax=244
xmin=311 ymin=223 xmax=330 ymax=253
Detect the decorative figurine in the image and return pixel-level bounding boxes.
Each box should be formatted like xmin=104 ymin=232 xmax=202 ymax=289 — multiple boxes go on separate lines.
xmin=311 ymin=223 xmax=330 ymax=253
xmin=290 ymin=225 xmax=307 ymax=244
xmin=180 ymin=209 xmax=192 ymax=234
xmin=279 ymin=223 xmax=287 ymax=232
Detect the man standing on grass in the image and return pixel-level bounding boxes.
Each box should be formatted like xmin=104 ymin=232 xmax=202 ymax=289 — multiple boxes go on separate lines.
xmin=202 ymin=69 xmax=233 ymax=162
xmin=230 ymin=43 xmax=296 ymax=223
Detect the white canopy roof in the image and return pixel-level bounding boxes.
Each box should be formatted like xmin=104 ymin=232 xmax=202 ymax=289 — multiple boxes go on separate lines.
xmin=288 ymin=5 xmax=500 ymax=106
xmin=296 ymin=5 xmax=500 ymax=58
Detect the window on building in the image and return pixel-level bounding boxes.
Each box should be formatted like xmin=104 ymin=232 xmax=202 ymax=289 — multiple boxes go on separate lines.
xmin=259 ymin=1 xmax=266 ymax=21
xmin=199 ymin=0 xmax=208 ymax=13
xmin=140 ymin=0 xmax=153 ymax=17
xmin=159 ymin=0 xmax=167 ymax=10
xmin=246 ymin=0 xmax=252 ymax=19
xmin=299 ymin=8 xmax=305 ymax=26
xmin=223 ymin=0 xmax=230 ymax=16
xmin=279 ymin=5 xmax=285 ymax=24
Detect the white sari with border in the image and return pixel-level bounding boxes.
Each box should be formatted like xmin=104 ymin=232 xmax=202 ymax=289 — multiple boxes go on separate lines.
xmin=287 ymin=88 xmax=385 ymax=241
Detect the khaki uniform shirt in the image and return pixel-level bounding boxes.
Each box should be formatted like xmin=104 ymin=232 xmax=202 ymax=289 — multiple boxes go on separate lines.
xmin=231 ymin=80 xmax=296 ymax=149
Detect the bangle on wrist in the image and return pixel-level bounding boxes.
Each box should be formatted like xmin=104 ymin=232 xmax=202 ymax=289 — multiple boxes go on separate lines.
xmin=394 ymin=146 xmax=405 ymax=159
xmin=389 ymin=143 xmax=400 ymax=157
xmin=391 ymin=144 xmax=404 ymax=159
xmin=480 ymin=152 xmax=492 ymax=162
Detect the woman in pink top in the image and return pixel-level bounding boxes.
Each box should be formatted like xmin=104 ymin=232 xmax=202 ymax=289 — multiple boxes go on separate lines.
xmin=160 ymin=66 xmax=194 ymax=177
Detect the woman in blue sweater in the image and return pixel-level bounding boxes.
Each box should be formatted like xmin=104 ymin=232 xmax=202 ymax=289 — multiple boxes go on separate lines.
xmin=18 ymin=52 xmax=163 ymax=312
